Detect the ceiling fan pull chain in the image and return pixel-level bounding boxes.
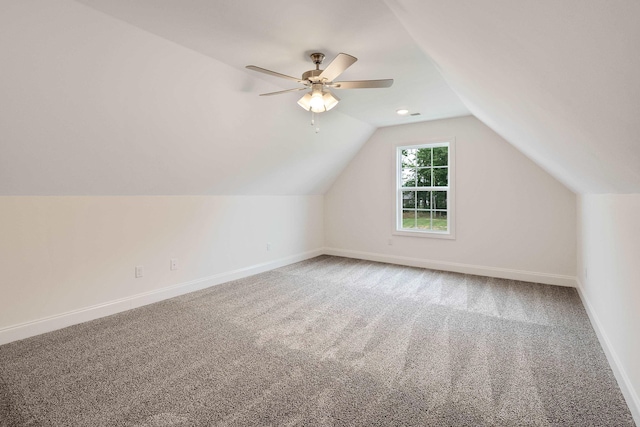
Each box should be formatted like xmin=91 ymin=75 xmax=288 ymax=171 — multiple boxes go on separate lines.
xmin=310 ymin=111 xmax=320 ymax=133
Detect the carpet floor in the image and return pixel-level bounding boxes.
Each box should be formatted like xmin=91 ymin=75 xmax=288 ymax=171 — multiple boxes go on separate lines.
xmin=0 ymin=255 xmax=635 ymax=426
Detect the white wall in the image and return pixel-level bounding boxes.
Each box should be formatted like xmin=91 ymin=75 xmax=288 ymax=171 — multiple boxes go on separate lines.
xmin=577 ymin=194 xmax=640 ymax=422
xmin=325 ymin=116 xmax=576 ymax=285
xmin=0 ymin=195 xmax=323 ymax=343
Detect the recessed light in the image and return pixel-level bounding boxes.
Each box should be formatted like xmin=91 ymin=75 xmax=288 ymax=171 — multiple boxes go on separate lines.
xmin=396 ymin=109 xmax=409 ymax=116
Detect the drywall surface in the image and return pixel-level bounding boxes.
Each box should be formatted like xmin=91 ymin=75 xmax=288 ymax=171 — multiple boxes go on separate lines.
xmin=0 ymin=0 xmax=373 ymax=195
xmin=384 ymin=0 xmax=640 ymax=193
xmin=577 ymin=194 xmax=640 ymax=422
xmin=325 ymin=116 xmax=576 ymax=282
xmin=0 ymin=195 xmax=323 ymax=333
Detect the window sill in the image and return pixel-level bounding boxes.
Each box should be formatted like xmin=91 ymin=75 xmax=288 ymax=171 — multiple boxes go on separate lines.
xmin=392 ymin=230 xmax=456 ymax=240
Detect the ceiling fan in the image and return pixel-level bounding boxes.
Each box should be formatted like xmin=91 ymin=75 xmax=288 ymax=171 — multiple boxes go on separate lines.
xmin=246 ymin=52 xmax=393 ymax=113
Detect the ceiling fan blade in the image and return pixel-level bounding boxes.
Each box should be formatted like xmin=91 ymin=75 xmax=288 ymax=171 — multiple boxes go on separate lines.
xmin=246 ymin=65 xmax=303 ymax=83
xmin=259 ymin=87 xmax=307 ymax=96
xmin=331 ymin=79 xmax=394 ymax=89
xmin=318 ymin=53 xmax=357 ymax=82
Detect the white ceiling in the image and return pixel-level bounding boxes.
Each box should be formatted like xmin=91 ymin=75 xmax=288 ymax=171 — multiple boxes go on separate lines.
xmin=385 ymin=0 xmax=640 ymax=193
xmin=74 ymin=0 xmax=470 ymax=127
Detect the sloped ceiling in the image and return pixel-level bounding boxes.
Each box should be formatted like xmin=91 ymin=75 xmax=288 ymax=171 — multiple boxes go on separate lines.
xmin=384 ymin=0 xmax=640 ymax=194
xmin=75 ymin=0 xmax=469 ymax=128
xmin=4 ymin=1 xmax=637 ymax=196
xmin=0 ymin=0 xmax=468 ymax=196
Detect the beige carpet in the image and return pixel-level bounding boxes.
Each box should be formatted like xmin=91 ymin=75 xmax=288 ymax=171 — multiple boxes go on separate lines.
xmin=0 ymin=255 xmax=635 ymax=426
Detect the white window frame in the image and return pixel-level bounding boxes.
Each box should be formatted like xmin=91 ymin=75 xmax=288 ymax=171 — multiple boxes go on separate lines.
xmin=393 ymin=139 xmax=456 ymax=240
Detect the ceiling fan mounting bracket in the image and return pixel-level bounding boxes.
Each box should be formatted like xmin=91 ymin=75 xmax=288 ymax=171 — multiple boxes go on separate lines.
xmin=309 ymin=52 xmax=325 ymax=68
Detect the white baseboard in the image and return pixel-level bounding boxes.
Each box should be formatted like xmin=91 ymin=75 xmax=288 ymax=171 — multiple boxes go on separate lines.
xmin=0 ymin=248 xmax=324 ymax=346
xmin=324 ymin=247 xmax=577 ymax=287
xmin=0 ymin=247 xmax=577 ymax=347
xmin=575 ymin=279 xmax=640 ymax=426
xmin=0 ymin=246 xmax=579 ymax=346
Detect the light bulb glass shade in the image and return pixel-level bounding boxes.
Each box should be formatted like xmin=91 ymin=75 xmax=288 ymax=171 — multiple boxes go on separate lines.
xmin=323 ymin=91 xmax=340 ymax=111
xmin=297 ymin=93 xmax=312 ymax=111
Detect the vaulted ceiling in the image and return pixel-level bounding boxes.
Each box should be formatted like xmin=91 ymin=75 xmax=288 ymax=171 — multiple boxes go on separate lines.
xmin=385 ymin=0 xmax=640 ymax=193
xmin=1 ymin=0 xmax=638 ymax=195
xmin=75 ymin=0 xmax=470 ymax=128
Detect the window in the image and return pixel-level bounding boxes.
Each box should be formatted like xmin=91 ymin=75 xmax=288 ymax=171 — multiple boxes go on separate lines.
xmin=395 ymin=140 xmax=455 ymax=238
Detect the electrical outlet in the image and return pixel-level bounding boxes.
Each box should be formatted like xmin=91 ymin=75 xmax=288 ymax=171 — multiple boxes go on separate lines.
xmin=388 ymin=238 xmax=393 ymax=246
xmin=267 ymin=242 xmax=271 ymax=251
xmin=135 ymin=265 xmax=144 ymax=278
xmin=170 ymin=259 xmax=178 ymax=271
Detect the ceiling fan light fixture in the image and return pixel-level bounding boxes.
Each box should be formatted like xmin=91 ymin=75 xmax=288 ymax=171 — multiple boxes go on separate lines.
xmin=297 ymin=88 xmax=340 ymax=113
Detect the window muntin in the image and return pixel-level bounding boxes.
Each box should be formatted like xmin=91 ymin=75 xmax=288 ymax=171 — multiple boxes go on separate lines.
xmin=396 ymin=142 xmax=452 ymax=236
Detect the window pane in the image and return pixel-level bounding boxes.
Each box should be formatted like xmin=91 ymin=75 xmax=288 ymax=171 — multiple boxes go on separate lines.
xmin=397 ymin=142 xmax=451 ymax=236
xmin=401 ymin=149 xmax=417 ymax=167
xmin=402 ymin=210 xmax=416 ymax=229
xmin=433 ymin=191 xmax=447 ymax=209
xmin=417 ymin=168 xmax=431 ymax=186
xmin=402 ymin=168 xmax=416 ymax=187
xmin=433 ymin=211 xmax=448 ymax=231
xmin=402 ymin=191 xmax=415 ymax=208
xmin=415 ymin=148 xmax=431 ymax=167
xmin=416 ymin=191 xmax=430 ymax=209
xmin=417 ymin=210 xmax=431 ymax=230
xmin=434 ymin=168 xmax=448 ymax=186
xmin=433 ymin=147 xmax=448 ymax=166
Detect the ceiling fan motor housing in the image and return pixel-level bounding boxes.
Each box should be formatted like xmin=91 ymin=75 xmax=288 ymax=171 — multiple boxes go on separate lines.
xmin=302 ymin=69 xmax=323 ymax=83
